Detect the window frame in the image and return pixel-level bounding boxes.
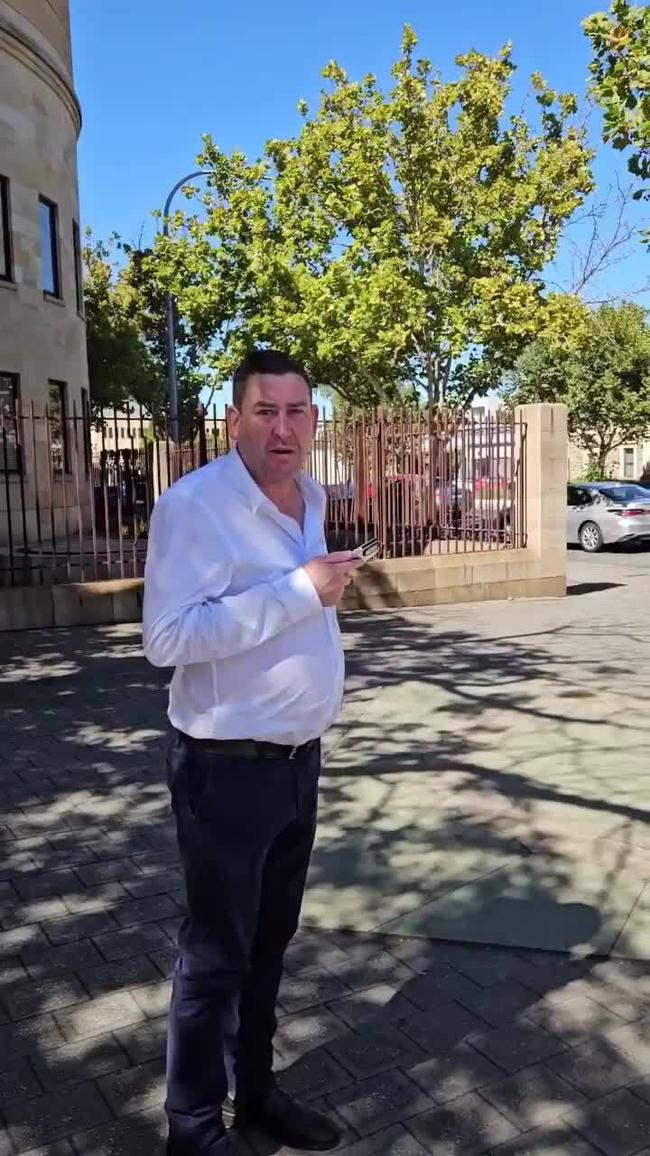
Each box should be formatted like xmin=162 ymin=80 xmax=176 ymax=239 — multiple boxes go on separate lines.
xmin=48 ymin=380 xmax=70 ymax=474
xmin=623 ymin=446 xmax=636 ymax=480
xmin=39 ymin=196 xmax=62 ymax=299
xmin=0 ymin=177 xmax=13 ymax=283
xmin=0 ymin=371 xmax=21 ymax=474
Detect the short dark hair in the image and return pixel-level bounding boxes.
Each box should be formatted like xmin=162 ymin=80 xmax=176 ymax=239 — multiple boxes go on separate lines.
xmin=232 ymin=349 xmax=312 ymax=411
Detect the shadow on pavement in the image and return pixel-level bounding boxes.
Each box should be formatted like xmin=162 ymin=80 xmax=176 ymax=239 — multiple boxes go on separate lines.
xmin=0 ymin=614 xmax=649 ymax=1153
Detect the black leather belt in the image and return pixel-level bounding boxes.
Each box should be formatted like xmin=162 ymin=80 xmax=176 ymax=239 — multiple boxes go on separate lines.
xmin=182 ymin=735 xmax=317 ymax=761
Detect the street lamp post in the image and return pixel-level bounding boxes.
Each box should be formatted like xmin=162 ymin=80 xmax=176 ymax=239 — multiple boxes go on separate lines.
xmin=161 ymin=170 xmax=211 ymax=443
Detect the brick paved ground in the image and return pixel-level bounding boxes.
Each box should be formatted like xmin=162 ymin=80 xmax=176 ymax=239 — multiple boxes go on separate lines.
xmin=3 ymin=596 xmax=650 ymax=1155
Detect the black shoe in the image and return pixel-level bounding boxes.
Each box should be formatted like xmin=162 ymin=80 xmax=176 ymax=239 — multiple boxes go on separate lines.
xmin=236 ymin=1087 xmax=341 ymax=1151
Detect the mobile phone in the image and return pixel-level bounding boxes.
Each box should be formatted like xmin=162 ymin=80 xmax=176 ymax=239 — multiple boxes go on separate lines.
xmin=351 ymin=537 xmax=380 ymax=565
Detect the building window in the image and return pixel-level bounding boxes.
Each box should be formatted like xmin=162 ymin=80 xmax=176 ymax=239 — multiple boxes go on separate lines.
xmin=39 ymin=197 xmax=61 ymax=297
xmin=73 ymin=220 xmax=84 ymax=314
xmin=48 ymin=381 xmax=69 ymax=473
xmin=0 ymin=372 xmax=20 ymax=472
xmin=0 ymin=177 xmax=12 ymax=282
xmin=81 ymin=387 xmax=91 ymax=470
xmin=623 ymin=446 xmax=636 ymax=480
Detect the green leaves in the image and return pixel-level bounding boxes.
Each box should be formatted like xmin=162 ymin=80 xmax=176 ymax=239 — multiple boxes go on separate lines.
xmin=83 ymin=234 xmax=217 ymax=432
xmin=584 ymin=1 xmax=650 ymax=201
xmin=146 ymin=25 xmax=593 ymax=409
xmin=505 ymin=301 xmax=650 ymax=473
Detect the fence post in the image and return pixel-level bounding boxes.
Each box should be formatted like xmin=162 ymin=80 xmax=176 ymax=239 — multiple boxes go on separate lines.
xmin=516 ymin=403 xmax=567 ymax=584
xmin=197 ymin=404 xmax=208 ymax=468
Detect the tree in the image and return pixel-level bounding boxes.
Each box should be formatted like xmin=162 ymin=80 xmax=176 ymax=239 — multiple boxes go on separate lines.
xmin=149 ymin=27 xmax=593 ymax=408
xmin=583 ymin=1 xmax=650 ymax=201
xmin=83 ymin=234 xmax=217 ymax=431
xmin=505 ymin=301 xmax=650 ymax=474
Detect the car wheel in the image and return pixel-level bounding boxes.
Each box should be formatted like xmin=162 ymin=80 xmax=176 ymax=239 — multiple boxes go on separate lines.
xmin=579 ymin=521 xmax=604 ymax=553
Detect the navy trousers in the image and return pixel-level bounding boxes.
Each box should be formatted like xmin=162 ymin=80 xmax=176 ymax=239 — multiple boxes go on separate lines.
xmin=165 ymin=731 xmax=319 ymax=1155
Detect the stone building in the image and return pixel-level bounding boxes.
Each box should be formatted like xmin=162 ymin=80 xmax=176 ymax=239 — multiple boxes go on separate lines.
xmin=0 ymin=0 xmax=88 ymax=551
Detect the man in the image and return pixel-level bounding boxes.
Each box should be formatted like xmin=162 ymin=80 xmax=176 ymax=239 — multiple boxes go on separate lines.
xmin=143 ymin=349 xmax=355 ymax=1156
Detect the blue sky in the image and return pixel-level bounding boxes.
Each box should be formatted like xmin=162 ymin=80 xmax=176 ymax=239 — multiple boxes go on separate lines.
xmin=69 ymin=0 xmax=648 ymax=407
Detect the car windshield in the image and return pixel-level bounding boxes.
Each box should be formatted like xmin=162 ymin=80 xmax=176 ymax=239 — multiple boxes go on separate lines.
xmin=595 ymin=485 xmax=650 ymax=504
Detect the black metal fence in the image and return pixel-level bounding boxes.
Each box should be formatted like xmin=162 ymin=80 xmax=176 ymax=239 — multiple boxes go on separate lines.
xmin=0 ymin=404 xmax=526 ymax=587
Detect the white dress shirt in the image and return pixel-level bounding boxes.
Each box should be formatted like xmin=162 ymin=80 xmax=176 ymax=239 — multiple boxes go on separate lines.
xmin=142 ymin=449 xmax=345 ymax=746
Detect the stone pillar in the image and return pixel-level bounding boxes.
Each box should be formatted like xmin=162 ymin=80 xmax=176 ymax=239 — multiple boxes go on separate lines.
xmin=516 ymin=403 xmax=567 ymax=589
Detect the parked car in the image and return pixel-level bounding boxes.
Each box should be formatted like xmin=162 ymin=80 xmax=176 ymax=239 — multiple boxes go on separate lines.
xmin=567 ymin=482 xmax=650 ymax=551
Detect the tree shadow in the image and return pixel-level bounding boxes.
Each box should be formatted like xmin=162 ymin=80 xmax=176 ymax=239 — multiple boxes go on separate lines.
xmin=0 ymin=605 xmax=649 ymax=1153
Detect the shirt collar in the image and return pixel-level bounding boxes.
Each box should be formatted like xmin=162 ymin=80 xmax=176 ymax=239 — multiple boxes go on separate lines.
xmin=225 ymin=447 xmax=324 ymax=514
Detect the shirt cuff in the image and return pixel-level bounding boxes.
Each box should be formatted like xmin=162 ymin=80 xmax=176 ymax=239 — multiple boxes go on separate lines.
xmin=274 ymin=566 xmax=323 ymax=625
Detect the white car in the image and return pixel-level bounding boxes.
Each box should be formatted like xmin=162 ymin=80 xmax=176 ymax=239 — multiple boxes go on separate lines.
xmin=567 ymin=483 xmax=650 ymax=551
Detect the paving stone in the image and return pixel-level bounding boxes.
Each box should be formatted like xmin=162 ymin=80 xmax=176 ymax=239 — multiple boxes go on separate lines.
xmin=407 ymin=1043 xmax=503 ymax=1104
xmin=3 ymin=1082 xmax=112 ymax=1153
xmin=274 ymin=1008 xmax=349 ymax=1060
xmin=278 ymin=968 xmax=350 ymax=1015
xmin=547 ymin=1039 xmax=644 ymax=1098
xmin=278 ymin=1049 xmax=354 ymax=1101
xmin=0 ymin=1141 xmax=71 ymax=1156
xmin=329 ymin=1069 xmax=433 ymax=1137
xmin=32 ymin=1034 xmax=129 ymax=1090
xmin=12 ymin=869 xmax=80 ymax=901
xmin=336 ymin=1124 xmax=430 ymax=1156
xmin=38 ymin=845 xmax=99 ymax=871
xmin=472 ymin=1023 xmax=567 ymax=1075
xmin=480 ymin=1064 xmax=586 ymax=1130
xmin=0 ymin=1012 xmax=66 ymax=1058
xmin=408 ymin=1091 xmax=519 ymax=1156
xmin=54 ymin=991 xmax=144 ymax=1041
xmin=442 ymin=947 xmax=529 ymax=989
xmin=22 ymin=939 xmax=104 ymax=979
xmin=93 ymin=923 xmax=171 ymax=962
xmin=488 ymin=1121 xmax=603 ymax=1155
xmin=99 ymin=1059 xmax=166 ymax=1116
xmin=403 ymin=969 xmax=485 ymax=1012
xmin=5 ymin=975 xmax=88 ymax=1020
xmin=456 ymin=981 xmax=538 ymax=1028
xmin=401 ymin=1003 xmax=488 ymax=1054
xmin=0 ymin=1059 xmax=42 ymax=1108
xmin=603 ymin=1014 xmax=650 ymax=1066
xmin=0 ymin=925 xmax=50 ymax=958
xmin=2 ymin=896 xmax=70 ymax=929
xmin=526 ymin=994 xmax=628 ymax=1042
xmin=112 ymin=894 xmax=179 ymax=929
xmin=329 ymin=950 xmax=415 ymax=992
xmin=114 ymin=1016 xmax=168 ymax=1064
xmin=122 ymin=871 xmax=184 ymax=899
xmin=129 ymin=980 xmax=172 ymax=1019
xmin=328 ymin=983 xmax=417 ymax=1029
xmin=71 ymin=1107 xmax=167 ymax=1156
xmin=61 ymin=882 xmax=129 ymax=915
xmin=328 ymin=1027 xmax=424 ymax=1079
xmin=79 ymin=954 xmax=161 ymax=997
xmin=42 ymin=912 xmax=117 ymax=945
xmin=149 ymin=946 xmax=178 ymax=978
xmin=573 ymin=1087 xmax=650 ymax=1155
xmin=75 ymin=859 xmax=140 ymax=887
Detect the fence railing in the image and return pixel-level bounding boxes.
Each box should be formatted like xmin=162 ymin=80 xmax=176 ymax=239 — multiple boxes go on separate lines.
xmin=0 ymin=404 xmax=526 ymax=587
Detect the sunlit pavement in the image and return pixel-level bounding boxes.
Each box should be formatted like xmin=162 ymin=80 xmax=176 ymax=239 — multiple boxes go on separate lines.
xmin=2 ymin=550 xmax=650 ymax=1155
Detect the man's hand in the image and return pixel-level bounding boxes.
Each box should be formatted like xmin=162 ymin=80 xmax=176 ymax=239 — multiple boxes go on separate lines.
xmin=304 ymin=553 xmax=356 ymax=607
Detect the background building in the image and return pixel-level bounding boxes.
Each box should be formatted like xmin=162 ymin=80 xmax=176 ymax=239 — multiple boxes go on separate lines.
xmin=0 ymin=0 xmax=88 ymax=549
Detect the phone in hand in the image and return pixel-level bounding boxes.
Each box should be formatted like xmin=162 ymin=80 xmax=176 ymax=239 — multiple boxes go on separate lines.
xmin=351 ymin=537 xmax=381 ymax=565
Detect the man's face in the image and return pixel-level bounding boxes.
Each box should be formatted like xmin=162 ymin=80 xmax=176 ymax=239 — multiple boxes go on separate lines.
xmin=227 ymin=372 xmax=318 ymax=486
